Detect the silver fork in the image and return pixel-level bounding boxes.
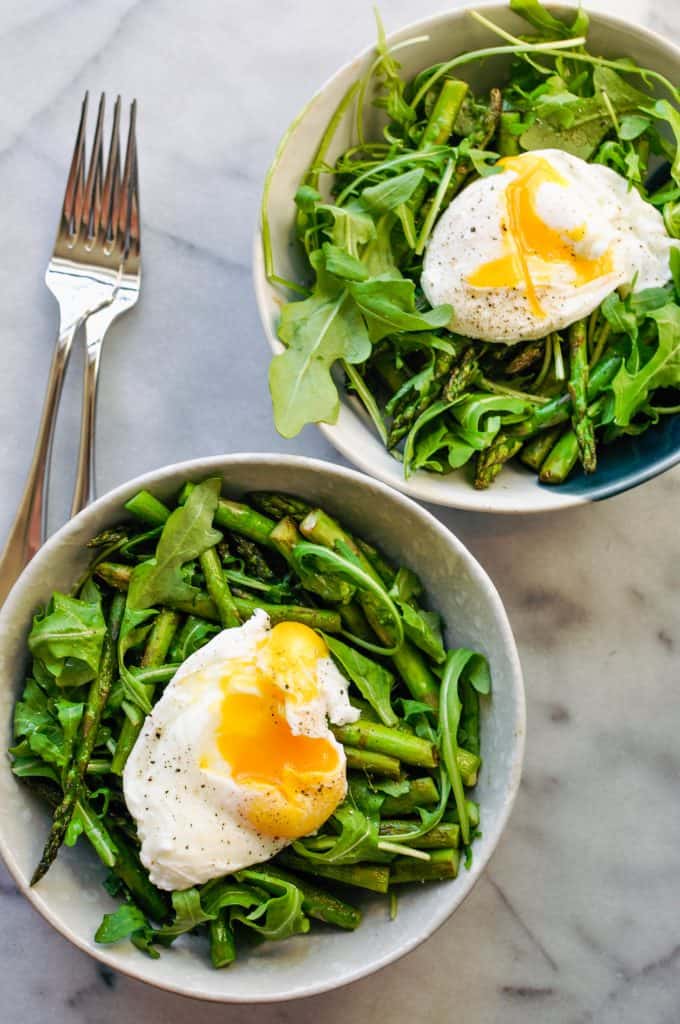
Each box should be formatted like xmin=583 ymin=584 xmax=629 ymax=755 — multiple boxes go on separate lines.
xmin=0 ymin=93 xmax=139 ymax=607
xmin=71 ymin=96 xmax=140 ymax=515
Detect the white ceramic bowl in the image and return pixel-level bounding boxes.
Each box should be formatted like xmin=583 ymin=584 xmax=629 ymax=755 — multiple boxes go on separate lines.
xmin=254 ymin=5 xmax=680 ymax=513
xmin=0 ymin=454 xmax=524 ymax=1002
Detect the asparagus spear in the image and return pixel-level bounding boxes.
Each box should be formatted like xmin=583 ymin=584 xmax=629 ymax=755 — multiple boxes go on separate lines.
xmin=539 ymin=429 xmax=580 ymax=484
xmin=519 ymin=427 xmax=563 ymax=471
xmin=277 ymin=853 xmax=390 ymax=894
xmin=242 ymin=865 xmax=361 ymax=930
xmin=269 ymin=516 xmax=353 ymax=604
xmin=141 ymin=608 xmax=181 ymax=668
xmin=209 ymin=913 xmax=236 ymax=968
xmin=391 ymin=642 xmax=440 ymax=712
xmin=474 ymin=433 xmax=524 ymax=489
xmin=456 ymin=747 xmax=480 ymax=787
xmin=390 ymin=848 xmax=460 ymax=884
xmin=300 ymin=510 xmax=440 ymax=709
xmin=231 ymin=535 xmax=276 ymax=580
xmin=510 ymin=352 xmax=620 ymax=438
xmin=109 ymin=826 xmax=169 ymax=921
xmin=408 ymin=78 xmax=470 ymax=214
xmin=420 ymin=78 xmax=469 ymax=148
xmin=94 ymin=563 xmax=342 ymax=631
xmin=445 ymin=799 xmax=480 ymax=829
xmin=332 ymin=720 xmax=438 ymax=769
xmin=388 ymin=351 xmax=454 ymax=448
xmin=124 ymin=490 xmax=171 ymax=527
xmin=31 ymin=594 xmax=125 ymax=885
xmin=379 ymin=821 xmax=461 ymax=849
xmin=498 ymin=110 xmax=521 ymax=157
xmin=381 ymin=777 xmax=439 ymax=815
xmin=199 ymin=547 xmax=241 ymax=628
xmin=180 ymin=484 xmax=275 ymax=548
xmin=443 ymin=346 xmax=478 ymax=402
xmin=567 ymin=318 xmax=597 ymax=473
xmin=21 ymin=779 xmax=167 ymax=920
xmin=505 ymin=340 xmax=544 ymax=375
xmin=355 ymin=539 xmax=396 ymax=588
xmin=247 ymin=492 xmax=312 ymax=523
xmin=344 ymin=746 xmax=401 ymax=779
xmin=111 ymin=608 xmax=180 ymax=775
xmin=340 ymin=602 xmax=376 ymax=642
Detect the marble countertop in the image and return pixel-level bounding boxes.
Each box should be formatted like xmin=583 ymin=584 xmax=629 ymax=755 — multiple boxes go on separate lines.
xmin=1 ymin=0 xmax=679 ymax=1021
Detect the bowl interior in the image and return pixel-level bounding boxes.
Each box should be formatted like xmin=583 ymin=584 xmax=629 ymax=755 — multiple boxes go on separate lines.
xmin=0 ymin=455 xmax=524 ymax=1002
xmin=254 ymin=5 xmax=680 ymax=512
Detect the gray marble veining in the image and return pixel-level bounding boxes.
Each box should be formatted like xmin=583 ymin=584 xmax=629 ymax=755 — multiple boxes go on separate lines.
xmin=0 ymin=0 xmax=678 ymax=1021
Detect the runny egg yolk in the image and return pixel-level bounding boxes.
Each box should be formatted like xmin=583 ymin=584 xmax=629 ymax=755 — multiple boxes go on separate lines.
xmin=467 ymin=153 xmax=615 ymax=317
xmin=214 ymin=622 xmax=345 ymax=840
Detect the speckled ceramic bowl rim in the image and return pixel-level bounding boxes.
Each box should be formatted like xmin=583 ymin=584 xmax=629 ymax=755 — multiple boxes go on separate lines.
xmin=252 ymin=4 xmax=680 ymax=514
xmin=0 ymin=453 xmax=525 ymax=1002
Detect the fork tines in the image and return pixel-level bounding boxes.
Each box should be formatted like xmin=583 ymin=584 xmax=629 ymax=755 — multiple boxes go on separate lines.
xmin=58 ymin=92 xmax=139 ymax=269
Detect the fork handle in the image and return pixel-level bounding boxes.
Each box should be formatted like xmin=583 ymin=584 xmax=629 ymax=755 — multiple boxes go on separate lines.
xmin=0 ymin=323 xmax=78 ymax=606
xmin=70 ymin=334 xmax=103 ymax=517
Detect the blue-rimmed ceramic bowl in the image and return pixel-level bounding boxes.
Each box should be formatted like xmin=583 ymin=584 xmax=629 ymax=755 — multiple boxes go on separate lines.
xmin=253 ymin=4 xmax=680 ymax=513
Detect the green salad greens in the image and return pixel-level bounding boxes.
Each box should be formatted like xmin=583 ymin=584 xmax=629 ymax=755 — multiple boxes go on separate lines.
xmin=263 ymin=0 xmax=680 ymax=487
xmin=12 ymin=478 xmax=489 ymax=966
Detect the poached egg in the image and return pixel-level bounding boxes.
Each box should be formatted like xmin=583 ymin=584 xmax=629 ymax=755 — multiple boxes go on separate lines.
xmin=123 ymin=610 xmax=358 ymax=891
xmin=421 ymin=148 xmax=678 ymax=343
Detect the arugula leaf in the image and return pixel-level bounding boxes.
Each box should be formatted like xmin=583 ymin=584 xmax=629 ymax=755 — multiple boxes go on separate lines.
xmin=361 ymin=213 xmax=398 ymax=277
xmin=95 ymin=903 xmax=160 ymax=959
xmin=388 ymin=567 xmax=445 ymax=662
xmin=397 ymin=602 xmax=446 ymax=664
xmin=154 ymin=888 xmax=216 ymax=941
xmin=439 ymin=649 xmax=485 ymax=845
xmin=372 ymin=10 xmax=416 ymax=128
xmin=117 ymin=605 xmax=157 ymax=714
xmin=651 ymin=100 xmax=680 ymax=185
xmin=398 ymin=698 xmax=438 ymax=722
xmin=293 ymin=800 xmax=379 ymax=865
xmin=9 ymin=753 xmax=59 ymax=783
xmin=619 ymin=114 xmax=651 ymax=141
xmin=611 ymin=303 xmax=680 ymax=424
xmin=453 ymin=394 xmax=529 ymax=433
xmin=294 ymin=184 xmax=321 ymax=211
xmin=28 ymin=591 xmax=106 ymax=688
xmin=318 ymin=202 xmax=375 ymax=253
xmin=602 ymin=291 xmax=640 ymax=340
xmin=671 ymin=249 xmax=680 ymax=295
xmin=200 ymin=879 xmax=262 ymax=917
xmin=458 ymin=678 xmax=481 ymax=757
xmin=360 ymin=169 xmax=425 ymax=213
xmin=232 ymin=872 xmax=310 ymax=941
xmin=510 ymin=0 xmax=588 ymax=38
xmin=407 ymin=418 xmax=476 ymax=475
xmin=324 ymin=634 xmax=397 ymax=726
xmin=322 ymin=244 xmax=368 ymax=282
xmin=521 ymin=68 xmax=648 ymax=159
xmin=127 ymin=478 xmax=222 ymax=610
xmin=169 ymin=617 xmax=219 ymax=662
xmin=389 ymin=566 xmax=422 ymax=602
xmin=665 ymin=202 xmax=680 ymax=240
xmin=55 ymin=699 xmax=85 ymax=766
xmin=349 ymin=277 xmax=452 ymax=343
xmin=270 ymin=260 xmax=371 ymax=437
xmin=403 ymin=399 xmax=456 ymax=478
xmin=373 ymin=777 xmax=410 ymax=797
xmin=13 ymin=680 xmax=52 ymax=738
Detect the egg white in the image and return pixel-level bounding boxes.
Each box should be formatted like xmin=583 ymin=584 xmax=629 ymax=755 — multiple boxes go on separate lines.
xmin=123 ymin=610 xmax=358 ymax=891
xmin=422 ymin=148 xmax=678 ymax=343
